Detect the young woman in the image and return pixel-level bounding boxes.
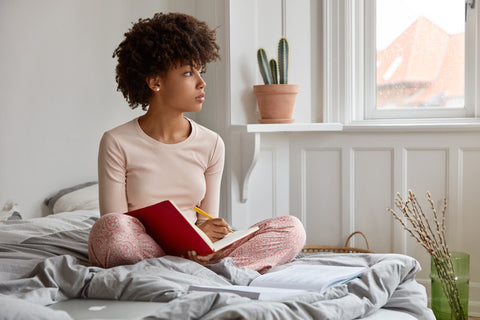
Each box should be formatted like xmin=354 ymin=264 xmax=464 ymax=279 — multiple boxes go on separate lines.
xmin=88 ymin=12 xmax=306 ymax=274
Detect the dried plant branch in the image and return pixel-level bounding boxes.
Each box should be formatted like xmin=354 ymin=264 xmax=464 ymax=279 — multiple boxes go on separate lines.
xmin=387 ymin=190 xmax=465 ymax=320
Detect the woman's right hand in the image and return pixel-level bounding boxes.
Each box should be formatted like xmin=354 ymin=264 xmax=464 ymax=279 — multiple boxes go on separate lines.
xmin=197 ymin=218 xmax=230 ymax=242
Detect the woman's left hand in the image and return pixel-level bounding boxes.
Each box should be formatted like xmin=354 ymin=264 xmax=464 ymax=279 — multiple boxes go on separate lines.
xmin=185 ymin=250 xmax=220 ymax=265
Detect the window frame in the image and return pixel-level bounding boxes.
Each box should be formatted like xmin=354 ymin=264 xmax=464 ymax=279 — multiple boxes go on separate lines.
xmin=323 ymin=0 xmax=480 ymax=124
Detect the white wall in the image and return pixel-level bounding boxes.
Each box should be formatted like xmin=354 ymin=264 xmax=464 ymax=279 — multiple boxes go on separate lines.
xmin=0 ymin=0 xmax=199 ymax=217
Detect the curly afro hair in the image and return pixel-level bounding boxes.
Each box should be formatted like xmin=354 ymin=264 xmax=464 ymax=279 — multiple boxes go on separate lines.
xmin=113 ymin=12 xmax=220 ymax=110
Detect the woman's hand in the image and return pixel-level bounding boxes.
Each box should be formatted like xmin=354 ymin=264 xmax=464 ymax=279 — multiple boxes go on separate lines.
xmin=185 ymin=219 xmax=230 ymax=265
xmin=197 ymin=218 xmax=230 ymax=242
xmin=185 ymin=250 xmax=220 ymax=265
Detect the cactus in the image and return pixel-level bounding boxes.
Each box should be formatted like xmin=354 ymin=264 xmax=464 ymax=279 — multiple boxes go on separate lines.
xmin=269 ymin=59 xmax=278 ymax=85
xmin=257 ymin=48 xmax=273 ymax=85
xmin=278 ymin=37 xmax=288 ymax=84
xmin=257 ymin=38 xmax=289 ymax=85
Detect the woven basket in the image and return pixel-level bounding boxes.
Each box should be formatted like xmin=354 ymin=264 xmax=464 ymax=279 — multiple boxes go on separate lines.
xmin=301 ymin=231 xmax=372 ymax=254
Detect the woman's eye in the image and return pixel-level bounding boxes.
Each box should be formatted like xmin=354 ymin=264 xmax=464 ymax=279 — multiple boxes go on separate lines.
xmin=184 ymin=71 xmax=192 ymax=76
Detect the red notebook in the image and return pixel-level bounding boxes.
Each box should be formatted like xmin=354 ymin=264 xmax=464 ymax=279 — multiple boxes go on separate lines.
xmin=125 ymin=200 xmax=258 ymax=256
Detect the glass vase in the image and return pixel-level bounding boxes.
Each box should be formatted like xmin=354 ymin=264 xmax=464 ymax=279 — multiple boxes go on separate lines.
xmin=430 ymin=251 xmax=470 ymax=320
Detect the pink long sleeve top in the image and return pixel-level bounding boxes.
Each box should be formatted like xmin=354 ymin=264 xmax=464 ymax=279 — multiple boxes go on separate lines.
xmin=97 ymin=117 xmax=225 ymax=225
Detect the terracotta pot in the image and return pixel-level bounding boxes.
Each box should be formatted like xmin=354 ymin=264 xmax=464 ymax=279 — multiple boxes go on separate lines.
xmin=253 ymin=84 xmax=299 ymax=123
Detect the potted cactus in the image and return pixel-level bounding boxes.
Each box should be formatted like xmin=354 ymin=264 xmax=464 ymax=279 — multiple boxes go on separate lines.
xmin=254 ymin=37 xmax=299 ymax=123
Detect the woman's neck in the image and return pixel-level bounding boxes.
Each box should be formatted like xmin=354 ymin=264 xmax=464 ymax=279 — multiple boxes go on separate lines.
xmin=138 ymin=109 xmax=191 ymax=144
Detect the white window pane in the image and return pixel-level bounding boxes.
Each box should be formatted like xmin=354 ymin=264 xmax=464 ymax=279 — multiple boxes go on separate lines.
xmin=376 ymin=0 xmax=464 ymax=110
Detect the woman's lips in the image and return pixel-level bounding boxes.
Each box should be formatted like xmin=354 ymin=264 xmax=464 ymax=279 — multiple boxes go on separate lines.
xmin=196 ymin=93 xmax=205 ymax=102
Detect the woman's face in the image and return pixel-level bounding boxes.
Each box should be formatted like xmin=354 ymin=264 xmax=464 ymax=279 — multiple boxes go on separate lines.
xmin=154 ymin=64 xmax=206 ymax=113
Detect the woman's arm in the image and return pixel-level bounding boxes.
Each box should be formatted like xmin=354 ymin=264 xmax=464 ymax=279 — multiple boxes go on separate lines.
xmin=196 ymin=135 xmax=225 ymax=224
xmin=195 ymin=135 xmax=228 ymax=241
xmin=97 ymin=132 xmax=128 ymax=216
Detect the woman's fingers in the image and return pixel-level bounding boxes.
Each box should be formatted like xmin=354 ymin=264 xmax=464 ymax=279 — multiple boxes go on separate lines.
xmin=198 ymin=218 xmax=232 ymax=241
xmin=207 ymin=218 xmax=230 ymax=231
xmin=186 ymin=250 xmax=217 ymax=265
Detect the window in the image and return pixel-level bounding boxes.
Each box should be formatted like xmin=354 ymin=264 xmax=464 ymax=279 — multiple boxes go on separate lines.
xmin=365 ymin=0 xmax=475 ymax=119
xmin=322 ymin=0 xmax=479 ymax=123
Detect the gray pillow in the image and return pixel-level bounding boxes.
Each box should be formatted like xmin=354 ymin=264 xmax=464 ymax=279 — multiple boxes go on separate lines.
xmin=44 ymin=181 xmax=98 ymax=213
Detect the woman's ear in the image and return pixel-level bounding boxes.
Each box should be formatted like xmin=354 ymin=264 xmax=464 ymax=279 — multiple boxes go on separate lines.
xmin=146 ymin=76 xmax=161 ymax=92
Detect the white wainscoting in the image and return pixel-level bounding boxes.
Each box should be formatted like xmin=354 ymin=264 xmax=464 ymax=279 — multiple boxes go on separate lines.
xmin=231 ymin=129 xmax=480 ymax=315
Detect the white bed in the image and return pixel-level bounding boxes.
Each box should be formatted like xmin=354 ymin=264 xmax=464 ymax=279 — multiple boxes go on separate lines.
xmin=0 ymin=184 xmax=434 ymax=320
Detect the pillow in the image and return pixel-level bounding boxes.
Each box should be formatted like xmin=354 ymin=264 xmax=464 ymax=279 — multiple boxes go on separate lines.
xmin=44 ymin=182 xmax=99 ymax=214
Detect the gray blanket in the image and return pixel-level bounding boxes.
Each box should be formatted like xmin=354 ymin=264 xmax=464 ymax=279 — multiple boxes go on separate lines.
xmin=0 ymin=210 xmax=434 ymax=320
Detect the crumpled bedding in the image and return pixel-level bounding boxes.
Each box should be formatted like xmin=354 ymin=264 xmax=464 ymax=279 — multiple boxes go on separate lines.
xmin=0 ymin=210 xmax=434 ymax=320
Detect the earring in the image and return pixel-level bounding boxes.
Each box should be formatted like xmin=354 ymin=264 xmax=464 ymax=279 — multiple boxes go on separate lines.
xmin=155 ymin=88 xmax=160 ymax=91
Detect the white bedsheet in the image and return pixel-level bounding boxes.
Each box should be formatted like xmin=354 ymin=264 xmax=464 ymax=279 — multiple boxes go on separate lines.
xmin=49 ymin=299 xmax=418 ymax=320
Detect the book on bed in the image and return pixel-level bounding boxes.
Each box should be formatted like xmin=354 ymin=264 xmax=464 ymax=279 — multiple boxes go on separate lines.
xmin=188 ymin=264 xmax=367 ymax=300
xmin=125 ymin=200 xmax=259 ymax=256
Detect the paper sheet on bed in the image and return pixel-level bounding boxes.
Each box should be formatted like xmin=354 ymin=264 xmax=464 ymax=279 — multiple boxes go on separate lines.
xmin=188 ymin=264 xmax=367 ymax=300
xmin=188 ymin=284 xmax=307 ymax=300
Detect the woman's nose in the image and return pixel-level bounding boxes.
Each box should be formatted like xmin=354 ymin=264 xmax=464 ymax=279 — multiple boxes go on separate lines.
xmin=197 ymin=75 xmax=206 ymax=89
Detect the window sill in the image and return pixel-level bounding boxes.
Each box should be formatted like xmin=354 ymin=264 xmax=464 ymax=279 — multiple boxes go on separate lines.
xmin=233 ymin=118 xmax=480 ymax=133
xmin=241 ymin=122 xmax=343 ymax=133
xmin=344 ymin=118 xmax=480 ymax=132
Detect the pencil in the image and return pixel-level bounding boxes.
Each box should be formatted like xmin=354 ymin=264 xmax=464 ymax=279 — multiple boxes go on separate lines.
xmin=194 ymin=206 xmax=233 ymax=233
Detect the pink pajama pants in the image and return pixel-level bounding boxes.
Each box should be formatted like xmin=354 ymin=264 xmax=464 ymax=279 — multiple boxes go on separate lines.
xmin=88 ymin=214 xmax=306 ymax=274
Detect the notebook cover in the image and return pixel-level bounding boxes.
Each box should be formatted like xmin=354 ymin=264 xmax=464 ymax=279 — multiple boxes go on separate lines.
xmin=125 ymin=200 xmax=214 ymax=256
